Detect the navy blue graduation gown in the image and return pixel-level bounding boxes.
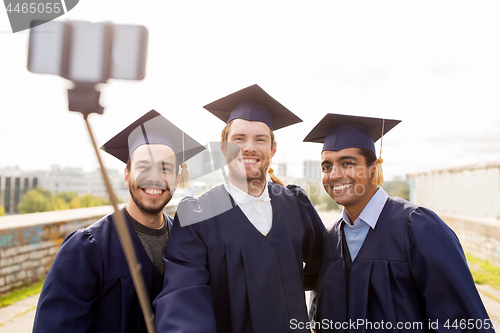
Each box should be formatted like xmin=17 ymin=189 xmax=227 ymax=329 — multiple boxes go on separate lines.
xmin=316 ymin=197 xmax=493 ymax=333
xmin=154 ymin=183 xmax=325 ymax=332
xmin=33 ymin=212 xmax=172 ymax=333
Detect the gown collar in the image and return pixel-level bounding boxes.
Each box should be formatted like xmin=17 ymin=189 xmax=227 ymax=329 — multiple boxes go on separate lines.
xmin=341 ymin=187 xmax=389 ymax=229
xmin=223 ymin=179 xmax=271 ymax=206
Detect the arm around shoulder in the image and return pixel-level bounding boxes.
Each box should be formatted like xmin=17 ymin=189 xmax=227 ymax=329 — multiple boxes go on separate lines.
xmin=286 ymin=184 xmax=326 ymax=290
xmin=154 ymin=211 xmax=216 ymax=333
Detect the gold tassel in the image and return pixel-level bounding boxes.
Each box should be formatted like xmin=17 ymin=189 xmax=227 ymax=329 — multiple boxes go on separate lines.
xmin=178 ymin=162 xmax=190 ymax=188
xmin=371 ymin=158 xmax=384 ymax=185
xmin=371 ymin=118 xmax=385 ymax=186
xmin=268 ymin=167 xmax=284 ymax=186
xmin=178 ymin=132 xmax=191 ymax=188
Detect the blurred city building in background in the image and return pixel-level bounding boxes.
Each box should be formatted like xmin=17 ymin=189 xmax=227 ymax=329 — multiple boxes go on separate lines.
xmin=303 ymin=160 xmax=321 ymax=183
xmin=0 ymin=165 xmax=128 ymax=214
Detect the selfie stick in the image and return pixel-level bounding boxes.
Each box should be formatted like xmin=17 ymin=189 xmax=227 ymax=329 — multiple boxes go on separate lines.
xmin=28 ymin=20 xmax=156 ymax=332
xmin=70 ymin=86 xmax=157 ymax=333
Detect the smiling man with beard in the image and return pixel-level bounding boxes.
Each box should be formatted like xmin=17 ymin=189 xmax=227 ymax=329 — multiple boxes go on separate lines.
xmin=33 ymin=110 xmax=204 ymax=333
xmin=154 ymin=85 xmax=325 ymax=333
xmin=304 ymin=113 xmax=493 ymax=333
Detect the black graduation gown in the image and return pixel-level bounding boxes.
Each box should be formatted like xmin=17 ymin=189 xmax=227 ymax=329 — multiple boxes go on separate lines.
xmin=154 ymin=183 xmax=325 ymax=332
xmin=316 ymin=197 xmax=494 ymax=333
xmin=33 ymin=212 xmax=171 ymax=333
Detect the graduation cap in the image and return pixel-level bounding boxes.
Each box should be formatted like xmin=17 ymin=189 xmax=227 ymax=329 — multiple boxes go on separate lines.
xmin=203 ymin=84 xmax=302 ymax=186
xmin=100 ymin=110 xmax=205 ymax=188
xmin=203 ymin=84 xmax=302 ymax=131
xmin=303 ymin=113 xmax=401 ymax=185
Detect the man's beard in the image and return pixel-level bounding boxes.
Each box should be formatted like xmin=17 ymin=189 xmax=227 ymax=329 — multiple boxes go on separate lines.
xmin=129 ymin=180 xmax=171 ymax=216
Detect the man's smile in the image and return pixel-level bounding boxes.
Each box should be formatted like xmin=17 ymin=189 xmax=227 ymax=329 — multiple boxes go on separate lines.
xmin=241 ymin=157 xmax=259 ymax=165
xmin=333 ymin=183 xmax=352 ymax=191
xmin=142 ymin=188 xmax=167 ymax=198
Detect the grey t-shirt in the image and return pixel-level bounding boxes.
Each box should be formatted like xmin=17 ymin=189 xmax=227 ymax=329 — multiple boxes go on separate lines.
xmin=123 ymin=208 xmax=169 ymax=275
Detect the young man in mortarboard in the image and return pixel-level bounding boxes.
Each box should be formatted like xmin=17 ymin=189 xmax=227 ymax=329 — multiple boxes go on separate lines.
xmin=33 ymin=110 xmax=204 ymax=333
xmin=304 ymin=114 xmax=493 ymax=332
xmin=154 ymin=84 xmax=326 ymax=333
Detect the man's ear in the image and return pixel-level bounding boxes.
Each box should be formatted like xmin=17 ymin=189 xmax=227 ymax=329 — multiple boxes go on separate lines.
xmin=124 ymin=167 xmax=130 ymax=188
xmin=220 ymin=141 xmax=227 ymax=156
xmin=270 ymin=141 xmax=277 ymax=159
xmin=369 ymin=160 xmax=378 ymax=180
xmin=173 ymin=173 xmax=181 ymax=192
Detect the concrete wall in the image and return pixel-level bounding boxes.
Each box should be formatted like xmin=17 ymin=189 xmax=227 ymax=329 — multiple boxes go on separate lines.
xmin=411 ymin=163 xmax=500 ymax=221
xmin=440 ymin=212 xmax=500 ymax=266
xmin=410 ymin=162 xmax=500 ymax=264
xmin=0 ymin=203 xmax=177 ymax=294
xmin=0 ymin=199 xmax=498 ymax=294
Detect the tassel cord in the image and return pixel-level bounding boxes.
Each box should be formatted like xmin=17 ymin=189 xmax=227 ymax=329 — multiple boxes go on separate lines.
xmin=267 ymin=162 xmax=284 ymax=186
xmin=178 ymin=132 xmax=191 ymax=188
xmin=371 ymin=119 xmax=385 ymax=186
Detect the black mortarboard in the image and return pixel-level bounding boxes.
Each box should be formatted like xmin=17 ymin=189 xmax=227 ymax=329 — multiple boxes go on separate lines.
xmin=303 ymin=113 xmax=401 ymax=154
xmin=100 ymin=110 xmax=205 ymax=166
xmin=203 ymin=84 xmax=302 ymax=130
xmin=304 ymin=113 xmax=401 ymax=185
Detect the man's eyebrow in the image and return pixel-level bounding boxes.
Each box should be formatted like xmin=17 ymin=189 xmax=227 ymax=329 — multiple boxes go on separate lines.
xmin=230 ymin=133 xmax=270 ymax=138
xmin=161 ymin=161 xmax=175 ymax=167
xmin=321 ymin=155 xmax=358 ymax=166
xmin=338 ymin=155 xmax=358 ymax=161
xmin=134 ymin=159 xmax=152 ymax=165
xmin=134 ymin=159 xmax=175 ymax=166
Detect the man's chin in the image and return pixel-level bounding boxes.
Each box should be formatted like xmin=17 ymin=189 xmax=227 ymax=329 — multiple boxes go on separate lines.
xmin=246 ymin=169 xmax=267 ymax=181
xmin=232 ymin=173 xmax=266 ymax=183
xmin=136 ymin=202 xmax=168 ymax=216
xmin=130 ymin=192 xmax=170 ymax=216
xmin=140 ymin=207 xmax=165 ymax=216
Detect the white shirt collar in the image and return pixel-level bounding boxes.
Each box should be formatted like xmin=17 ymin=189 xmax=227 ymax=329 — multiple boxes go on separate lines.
xmin=342 ymin=187 xmax=389 ymax=229
xmin=223 ymin=180 xmax=271 ymax=205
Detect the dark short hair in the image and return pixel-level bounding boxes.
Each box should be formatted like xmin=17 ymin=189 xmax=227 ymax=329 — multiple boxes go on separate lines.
xmin=358 ymin=148 xmax=377 ymax=167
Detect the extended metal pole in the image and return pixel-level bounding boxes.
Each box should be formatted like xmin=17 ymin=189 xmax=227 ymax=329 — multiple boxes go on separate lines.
xmin=83 ymin=115 xmax=157 ymax=333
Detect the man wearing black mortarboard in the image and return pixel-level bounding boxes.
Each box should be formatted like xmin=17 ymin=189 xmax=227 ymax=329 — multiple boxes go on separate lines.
xmin=154 ymin=84 xmax=326 ymax=333
xmin=33 ymin=110 xmax=204 ymax=333
xmin=304 ymin=114 xmax=493 ymax=332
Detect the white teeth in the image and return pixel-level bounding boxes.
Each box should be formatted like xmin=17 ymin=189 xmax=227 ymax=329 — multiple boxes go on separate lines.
xmin=243 ymin=158 xmax=257 ymax=163
xmin=145 ymin=189 xmax=162 ymax=195
xmin=333 ymin=184 xmax=352 ymax=191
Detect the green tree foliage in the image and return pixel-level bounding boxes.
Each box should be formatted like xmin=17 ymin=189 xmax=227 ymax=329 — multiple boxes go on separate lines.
xmin=382 ymin=180 xmax=410 ymax=200
xmin=17 ymin=188 xmax=109 ymax=214
xmin=51 ymin=197 xmax=69 ymax=210
xmin=309 ymin=191 xmax=340 ymax=211
xmin=304 ymin=180 xmax=340 ymax=212
xmin=0 ymin=205 xmax=5 ymax=216
xmin=78 ymin=194 xmax=109 ymax=208
xmin=56 ymin=191 xmax=78 ymax=204
xmin=69 ymin=197 xmax=82 ymax=209
xmin=17 ymin=188 xmax=53 ymax=213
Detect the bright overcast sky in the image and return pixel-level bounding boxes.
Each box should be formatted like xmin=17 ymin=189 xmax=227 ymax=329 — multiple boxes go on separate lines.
xmin=1 ymin=1 xmax=499 ymax=181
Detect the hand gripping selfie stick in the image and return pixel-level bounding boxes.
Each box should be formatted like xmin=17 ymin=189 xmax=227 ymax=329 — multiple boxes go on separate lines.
xmin=28 ymin=20 xmax=156 ymax=333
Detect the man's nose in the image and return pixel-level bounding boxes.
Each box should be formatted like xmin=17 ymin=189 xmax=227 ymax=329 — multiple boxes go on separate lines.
xmin=138 ymin=165 xmax=164 ymax=183
xmin=329 ymin=165 xmax=344 ymax=180
xmin=242 ymin=140 xmax=257 ymax=153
